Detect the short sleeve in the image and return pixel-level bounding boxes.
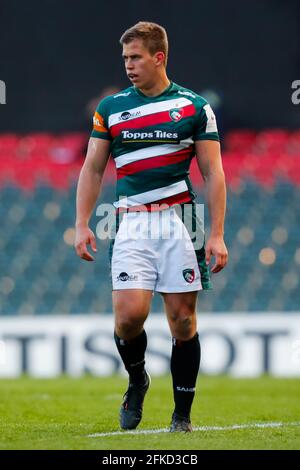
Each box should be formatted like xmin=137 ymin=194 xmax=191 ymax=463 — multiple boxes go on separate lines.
xmin=90 ymin=99 xmax=112 ymax=141
xmin=194 ymin=102 xmax=219 ymax=142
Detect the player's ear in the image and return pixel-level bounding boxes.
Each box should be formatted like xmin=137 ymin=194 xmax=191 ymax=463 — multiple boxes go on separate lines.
xmin=154 ymin=51 xmax=165 ymax=66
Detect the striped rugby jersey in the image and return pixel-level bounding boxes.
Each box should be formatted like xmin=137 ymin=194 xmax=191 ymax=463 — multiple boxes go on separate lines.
xmin=91 ymin=81 xmax=219 ymax=211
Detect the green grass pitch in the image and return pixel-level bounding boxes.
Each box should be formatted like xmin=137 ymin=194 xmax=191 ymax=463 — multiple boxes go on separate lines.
xmin=0 ymin=376 xmax=299 ymax=450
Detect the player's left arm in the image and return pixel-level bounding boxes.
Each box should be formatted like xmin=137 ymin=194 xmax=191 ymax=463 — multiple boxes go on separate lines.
xmin=195 ymin=139 xmax=228 ymax=273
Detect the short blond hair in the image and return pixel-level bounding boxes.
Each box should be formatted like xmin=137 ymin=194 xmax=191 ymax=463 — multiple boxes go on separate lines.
xmin=120 ymin=21 xmax=168 ymax=66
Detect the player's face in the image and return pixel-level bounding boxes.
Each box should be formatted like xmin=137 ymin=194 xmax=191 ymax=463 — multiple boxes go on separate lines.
xmin=122 ymin=39 xmax=161 ymax=88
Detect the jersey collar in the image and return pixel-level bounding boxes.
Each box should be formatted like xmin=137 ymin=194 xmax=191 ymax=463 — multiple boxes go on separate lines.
xmin=134 ymin=81 xmax=174 ymax=101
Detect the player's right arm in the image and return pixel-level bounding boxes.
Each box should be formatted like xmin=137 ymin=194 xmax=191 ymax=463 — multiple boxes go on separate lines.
xmin=75 ymin=137 xmax=111 ymax=261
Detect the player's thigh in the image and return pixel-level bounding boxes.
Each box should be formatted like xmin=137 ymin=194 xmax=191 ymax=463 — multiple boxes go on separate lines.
xmin=113 ymin=288 xmax=153 ymax=325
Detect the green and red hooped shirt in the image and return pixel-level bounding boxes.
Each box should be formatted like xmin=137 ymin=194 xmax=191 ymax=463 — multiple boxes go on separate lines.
xmin=91 ymin=81 xmax=219 ymax=211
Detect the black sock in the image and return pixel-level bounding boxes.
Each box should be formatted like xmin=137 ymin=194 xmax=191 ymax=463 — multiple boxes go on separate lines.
xmin=114 ymin=330 xmax=147 ymax=384
xmin=171 ymin=332 xmax=201 ymax=419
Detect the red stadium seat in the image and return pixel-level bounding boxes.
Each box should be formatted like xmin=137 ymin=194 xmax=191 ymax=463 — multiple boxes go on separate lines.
xmin=254 ymin=130 xmax=290 ymax=154
xmin=0 ymin=134 xmax=20 ymax=160
xmin=222 ymin=151 xmax=245 ymax=187
xmin=224 ymin=130 xmax=256 ymax=152
xmin=287 ymin=131 xmax=300 ymax=155
xmin=49 ymin=133 xmax=87 ymax=164
xmin=17 ymin=133 xmax=55 ymax=160
xmin=0 ymin=133 xmax=19 ymax=150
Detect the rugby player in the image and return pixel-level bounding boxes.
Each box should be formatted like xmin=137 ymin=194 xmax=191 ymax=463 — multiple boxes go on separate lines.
xmin=75 ymin=21 xmax=228 ymax=432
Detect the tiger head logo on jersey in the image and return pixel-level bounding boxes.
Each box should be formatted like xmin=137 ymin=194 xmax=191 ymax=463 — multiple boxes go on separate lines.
xmin=169 ymin=108 xmax=184 ymax=121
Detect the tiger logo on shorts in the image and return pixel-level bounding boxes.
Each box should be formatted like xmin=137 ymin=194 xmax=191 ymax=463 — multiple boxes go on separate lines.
xmin=182 ymin=268 xmax=195 ymax=283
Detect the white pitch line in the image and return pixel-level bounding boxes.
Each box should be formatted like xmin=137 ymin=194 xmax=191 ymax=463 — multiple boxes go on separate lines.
xmin=87 ymin=421 xmax=300 ymax=438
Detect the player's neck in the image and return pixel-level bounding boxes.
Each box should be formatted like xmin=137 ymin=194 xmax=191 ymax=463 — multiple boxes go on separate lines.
xmin=137 ymin=74 xmax=170 ymax=97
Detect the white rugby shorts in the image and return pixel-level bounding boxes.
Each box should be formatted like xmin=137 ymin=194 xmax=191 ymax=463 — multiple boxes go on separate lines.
xmin=109 ymin=204 xmax=212 ymax=293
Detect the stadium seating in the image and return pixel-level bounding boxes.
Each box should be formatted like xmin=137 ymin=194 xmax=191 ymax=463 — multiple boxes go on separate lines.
xmin=0 ymin=131 xmax=299 ymax=314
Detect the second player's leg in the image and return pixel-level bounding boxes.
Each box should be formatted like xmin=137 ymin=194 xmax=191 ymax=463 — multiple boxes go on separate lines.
xmin=162 ymin=290 xmax=200 ymax=432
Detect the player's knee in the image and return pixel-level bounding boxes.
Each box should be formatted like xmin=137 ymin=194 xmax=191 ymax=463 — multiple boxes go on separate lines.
xmin=175 ymin=316 xmax=193 ymax=337
xmin=115 ymin=316 xmax=144 ymax=339
xmin=169 ymin=309 xmax=196 ymax=340
xmin=168 ymin=304 xmax=194 ymax=323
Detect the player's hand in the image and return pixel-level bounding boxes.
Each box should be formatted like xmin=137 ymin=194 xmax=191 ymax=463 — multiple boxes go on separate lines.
xmin=205 ymin=236 xmax=228 ymax=273
xmin=74 ymin=225 xmax=97 ymax=261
